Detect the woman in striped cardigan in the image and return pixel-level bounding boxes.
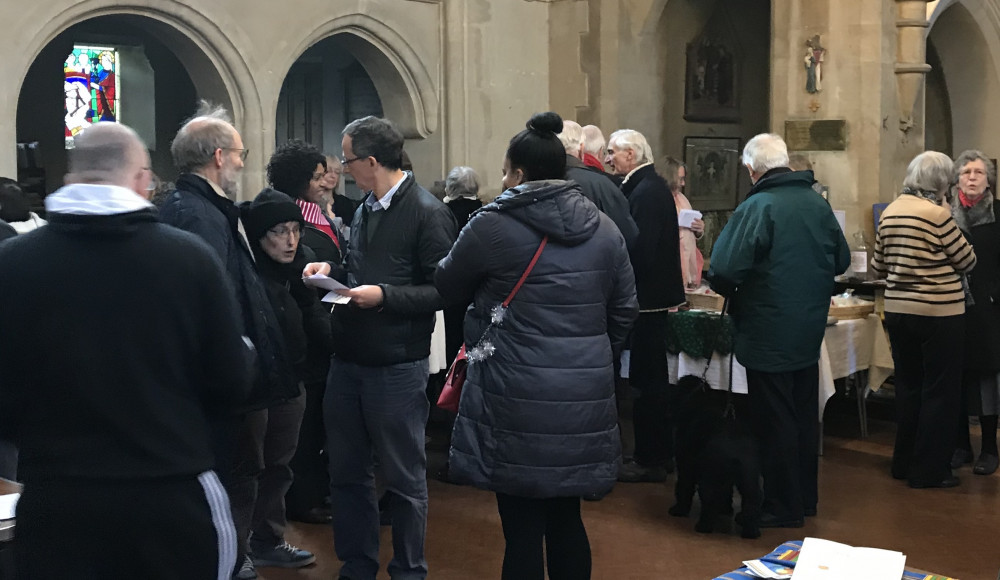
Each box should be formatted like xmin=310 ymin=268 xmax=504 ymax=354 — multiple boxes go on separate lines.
xmin=872 ymin=151 xmax=977 ymax=489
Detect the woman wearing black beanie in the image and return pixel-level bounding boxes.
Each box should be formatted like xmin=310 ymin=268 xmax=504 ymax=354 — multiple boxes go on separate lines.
xmin=236 ymin=188 xmax=333 ymax=576
xmin=435 ymin=113 xmax=639 ymax=580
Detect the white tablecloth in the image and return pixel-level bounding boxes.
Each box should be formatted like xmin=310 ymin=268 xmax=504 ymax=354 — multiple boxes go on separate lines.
xmin=625 ymin=314 xmax=894 ymax=420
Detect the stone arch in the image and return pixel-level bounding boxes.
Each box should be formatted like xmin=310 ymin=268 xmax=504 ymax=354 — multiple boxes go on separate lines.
xmin=929 ymin=0 xmax=1000 ymax=86
xmin=278 ymin=14 xmax=439 ymax=139
xmin=927 ymin=0 xmax=1000 ymax=155
xmin=12 ymin=1 xmax=266 ymax=195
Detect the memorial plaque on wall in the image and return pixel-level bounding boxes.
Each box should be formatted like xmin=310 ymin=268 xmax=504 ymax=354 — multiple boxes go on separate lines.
xmin=784 ymin=120 xmax=847 ymax=151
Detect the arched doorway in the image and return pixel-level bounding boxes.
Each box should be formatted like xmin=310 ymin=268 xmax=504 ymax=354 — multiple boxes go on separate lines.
xmin=14 ymin=5 xmax=263 ymax=201
xmin=273 ymin=16 xmax=440 ymax=197
xmin=926 ymin=0 xmax=1000 ymax=162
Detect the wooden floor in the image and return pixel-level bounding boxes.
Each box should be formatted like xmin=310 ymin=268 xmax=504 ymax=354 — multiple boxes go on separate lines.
xmin=265 ymin=397 xmax=999 ymax=580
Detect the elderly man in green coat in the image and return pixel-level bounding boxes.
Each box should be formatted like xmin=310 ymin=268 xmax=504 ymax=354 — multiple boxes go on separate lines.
xmin=708 ymin=133 xmax=850 ymax=529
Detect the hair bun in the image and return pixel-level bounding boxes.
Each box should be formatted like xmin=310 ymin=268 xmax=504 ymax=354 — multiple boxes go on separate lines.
xmin=526 ymin=112 xmax=563 ymax=135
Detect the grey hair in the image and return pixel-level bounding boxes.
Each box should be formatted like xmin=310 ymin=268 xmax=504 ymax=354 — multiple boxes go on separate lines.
xmin=557 ymin=120 xmax=584 ymax=155
xmin=343 ymin=116 xmax=404 ymax=170
xmin=445 ymin=166 xmax=480 ymax=199
xmin=325 ymin=154 xmax=342 ymax=171
xmin=903 ymin=151 xmax=954 ymax=198
xmin=609 ymin=129 xmax=654 ymax=164
xmin=953 ymin=149 xmax=996 ymax=188
xmin=787 ymin=153 xmax=814 ymax=172
xmin=742 ymin=133 xmax=790 ymax=173
xmin=67 ymin=122 xmax=146 ymax=186
xmin=171 ymin=100 xmax=237 ymax=173
xmin=582 ymin=125 xmax=606 ymax=156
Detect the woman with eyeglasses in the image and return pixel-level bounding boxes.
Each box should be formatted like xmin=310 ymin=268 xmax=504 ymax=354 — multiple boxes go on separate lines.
xmin=264 ymin=140 xmax=347 ymax=530
xmin=235 ymin=188 xmax=333 ymax=576
xmin=949 ymin=150 xmax=1000 ymax=477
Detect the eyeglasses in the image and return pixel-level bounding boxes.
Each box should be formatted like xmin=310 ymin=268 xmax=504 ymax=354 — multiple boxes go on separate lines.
xmin=222 ymin=148 xmax=250 ymax=161
xmin=266 ymin=225 xmax=301 ymax=239
xmin=341 ymin=156 xmax=364 ymax=165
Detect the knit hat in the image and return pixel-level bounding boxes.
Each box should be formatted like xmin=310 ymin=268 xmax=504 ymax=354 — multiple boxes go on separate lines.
xmin=244 ymin=188 xmax=305 ymax=242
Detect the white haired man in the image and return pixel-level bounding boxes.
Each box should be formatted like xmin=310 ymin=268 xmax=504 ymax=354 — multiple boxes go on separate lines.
xmin=558 ymin=120 xmax=638 ymax=250
xmin=0 ymin=122 xmax=252 ymax=578
xmin=606 ymin=128 xmax=686 ymax=483
xmin=582 ymin=124 xmax=609 ymax=172
xmin=709 ymin=133 xmax=850 ymax=528
xmin=160 ymin=103 xmax=312 ymax=579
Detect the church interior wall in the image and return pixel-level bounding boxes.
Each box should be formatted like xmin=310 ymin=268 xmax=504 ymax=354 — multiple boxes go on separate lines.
xmin=772 ymin=0 xmax=906 ymax=248
xmin=7 ymin=0 xmax=1000 ymax=223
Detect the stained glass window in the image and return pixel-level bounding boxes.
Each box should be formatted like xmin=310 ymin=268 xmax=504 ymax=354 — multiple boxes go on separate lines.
xmin=64 ymin=45 xmax=120 ymax=149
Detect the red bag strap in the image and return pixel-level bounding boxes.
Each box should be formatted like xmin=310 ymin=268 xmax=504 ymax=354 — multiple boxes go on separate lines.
xmin=502 ymin=236 xmax=548 ymax=307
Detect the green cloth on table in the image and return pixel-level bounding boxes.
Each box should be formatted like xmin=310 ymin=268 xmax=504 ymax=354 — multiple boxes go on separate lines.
xmin=665 ymin=310 xmax=734 ymax=358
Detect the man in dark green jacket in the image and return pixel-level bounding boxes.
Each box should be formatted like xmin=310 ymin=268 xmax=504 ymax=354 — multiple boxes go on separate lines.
xmin=709 ymin=133 xmax=850 ymax=529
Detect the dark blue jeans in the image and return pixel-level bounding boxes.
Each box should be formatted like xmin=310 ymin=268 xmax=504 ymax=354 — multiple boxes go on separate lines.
xmin=325 ymin=357 xmax=430 ymax=580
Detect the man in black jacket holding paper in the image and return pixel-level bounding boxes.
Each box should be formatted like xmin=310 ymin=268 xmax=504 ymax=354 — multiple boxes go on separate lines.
xmin=304 ymin=116 xmax=457 ymax=580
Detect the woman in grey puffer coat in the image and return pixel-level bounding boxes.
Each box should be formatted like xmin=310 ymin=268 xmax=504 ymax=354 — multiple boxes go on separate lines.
xmin=435 ymin=112 xmax=638 ymax=580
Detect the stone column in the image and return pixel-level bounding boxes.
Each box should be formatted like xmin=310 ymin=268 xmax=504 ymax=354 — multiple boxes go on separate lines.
xmin=895 ymin=0 xmax=933 ymax=131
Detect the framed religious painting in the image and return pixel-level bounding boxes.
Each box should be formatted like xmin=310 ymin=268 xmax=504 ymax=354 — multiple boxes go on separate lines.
xmin=684 ymin=137 xmax=741 ymax=211
xmin=684 ymin=36 xmax=740 ymax=123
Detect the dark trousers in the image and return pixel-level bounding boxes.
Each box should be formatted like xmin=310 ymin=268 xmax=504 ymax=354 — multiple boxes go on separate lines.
xmin=15 ymin=472 xmax=235 ymax=579
xmin=630 ymin=311 xmax=673 ymax=466
xmin=227 ymin=390 xmax=306 ymax=566
xmin=226 ymin=409 xmax=267 ymax=568
xmin=495 ymin=493 xmax=591 ymax=580
xmin=250 ymin=390 xmax=307 ymax=549
xmin=746 ymin=363 xmax=819 ymax=521
xmin=885 ymin=313 xmax=964 ymax=484
xmin=325 ymin=358 xmax=430 ymax=580
xmin=286 ymin=379 xmax=329 ymax=515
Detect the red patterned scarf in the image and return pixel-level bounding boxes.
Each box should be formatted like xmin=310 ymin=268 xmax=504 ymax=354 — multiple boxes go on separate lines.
xmin=295 ymin=199 xmax=339 ymax=250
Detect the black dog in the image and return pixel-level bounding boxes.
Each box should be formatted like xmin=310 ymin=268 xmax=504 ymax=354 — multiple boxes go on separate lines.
xmin=668 ymin=375 xmax=762 ymax=539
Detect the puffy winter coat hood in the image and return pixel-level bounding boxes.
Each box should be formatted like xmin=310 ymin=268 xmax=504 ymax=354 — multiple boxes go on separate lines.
xmin=486 ymin=180 xmax=599 ymax=246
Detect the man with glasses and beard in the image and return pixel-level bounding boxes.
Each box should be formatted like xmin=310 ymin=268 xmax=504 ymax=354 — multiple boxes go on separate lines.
xmin=160 ymin=101 xmax=302 ymax=580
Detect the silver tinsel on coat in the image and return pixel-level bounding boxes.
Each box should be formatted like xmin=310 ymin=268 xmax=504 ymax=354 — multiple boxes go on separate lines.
xmin=467 ymin=304 xmax=508 ymax=364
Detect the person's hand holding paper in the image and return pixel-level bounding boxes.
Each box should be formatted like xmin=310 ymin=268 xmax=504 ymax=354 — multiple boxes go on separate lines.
xmin=337 ymin=285 xmax=384 ymax=309
xmin=303 ymin=273 xmax=352 ymax=304
xmin=678 ymin=209 xmax=703 ymax=229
